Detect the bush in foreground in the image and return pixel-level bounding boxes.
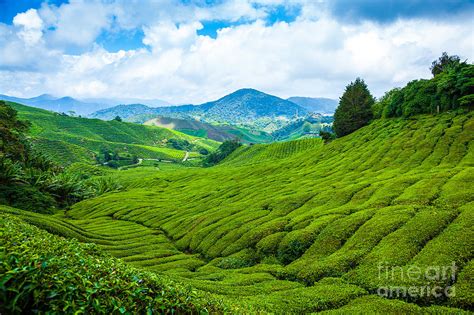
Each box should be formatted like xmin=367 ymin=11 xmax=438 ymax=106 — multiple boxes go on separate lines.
xmin=0 ymin=214 xmax=228 ymax=314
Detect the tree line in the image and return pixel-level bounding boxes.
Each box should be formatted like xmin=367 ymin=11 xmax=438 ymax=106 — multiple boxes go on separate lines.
xmin=0 ymin=101 xmax=121 ymax=213
xmin=330 ymin=53 xmax=473 ymax=138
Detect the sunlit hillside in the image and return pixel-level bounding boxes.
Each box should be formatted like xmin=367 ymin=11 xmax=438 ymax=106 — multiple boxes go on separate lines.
xmin=3 ymin=110 xmax=472 ymax=312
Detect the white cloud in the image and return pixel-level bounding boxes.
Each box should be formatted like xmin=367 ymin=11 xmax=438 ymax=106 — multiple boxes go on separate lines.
xmin=0 ymin=1 xmax=473 ymax=103
xmin=143 ymin=22 xmax=203 ymax=52
xmin=39 ymin=1 xmax=111 ymax=49
xmin=13 ymin=9 xmax=44 ymax=45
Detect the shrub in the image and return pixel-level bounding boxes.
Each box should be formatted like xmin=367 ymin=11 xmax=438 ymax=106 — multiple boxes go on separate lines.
xmin=203 ymin=139 xmax=242 ymax=166
xmin=0 ymin=214 xmax=228 ymax=314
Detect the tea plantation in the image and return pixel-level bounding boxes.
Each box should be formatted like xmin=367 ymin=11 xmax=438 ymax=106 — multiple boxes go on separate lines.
xmin=8 ymin=102 xmax=218 ymax=165
xmin=1 ymin=110 xmax=473 ymax=313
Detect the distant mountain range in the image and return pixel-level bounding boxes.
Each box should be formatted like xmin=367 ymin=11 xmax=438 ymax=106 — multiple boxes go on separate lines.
xmin=91 ymin=89 xmax=315 ymax=131
xmin=0 ymin=94 xmax=103 ymax=115
xmin=82 ymin=97 xmax=172 ymax=107
xmin=0 ymin=90 xmax=337 ymax=131
xmin=287 ymin=97 xmax=338 ymax=114
xmin=0 ymin=94 xmax=171 ymax=115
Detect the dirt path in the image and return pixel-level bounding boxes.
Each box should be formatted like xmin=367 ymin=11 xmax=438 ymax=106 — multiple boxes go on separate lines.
xmin=182 ymin=151 xmax=189 ymax=162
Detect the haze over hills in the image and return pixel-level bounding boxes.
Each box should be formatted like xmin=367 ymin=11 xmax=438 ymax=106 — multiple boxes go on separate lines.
xmin=0 ymin=94 xmax=107 ymax=115
xmin=287 ymin=97 xmax=338 ymax=114
xmin=82 ymin=97 xmax=172 ymax=108
xmin=0 ymin=94 xmax=171 ymax=116
xmin=91 ymin=88 xmax=309 ymax=131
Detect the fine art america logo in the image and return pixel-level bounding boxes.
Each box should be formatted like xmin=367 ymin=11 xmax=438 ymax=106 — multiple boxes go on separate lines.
xmin=377 ymin=262 xmax=457 ymax=299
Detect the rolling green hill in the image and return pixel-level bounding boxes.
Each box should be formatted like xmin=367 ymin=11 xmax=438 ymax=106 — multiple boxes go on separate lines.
xmin=144 ymin=115 xmax=273 ymax=143
xmin=8 ymin=102 xmax=218 ymax=165
xmin=91 ymin=89 xmax=307 ymax=132
xmin=223 ymin=138 xmax=323 ymax=166
xmin=2 ymin=110 xmax=472 ymax=313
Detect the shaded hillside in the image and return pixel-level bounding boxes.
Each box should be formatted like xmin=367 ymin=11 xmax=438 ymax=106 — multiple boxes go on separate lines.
xmin=288 ymin=96 xmax=338 ymax=114
xmin=4 ymin=110 xmax=473 ymax=312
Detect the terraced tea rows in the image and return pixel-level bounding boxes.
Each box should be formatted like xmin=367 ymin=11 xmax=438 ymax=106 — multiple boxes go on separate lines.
xmin=223 ymin=138 xmax=323 ymax=165
xmin=2 ymin=111 xmax=473 ymax=312
xmin=9 ymin=101 xmax=218 ymax=165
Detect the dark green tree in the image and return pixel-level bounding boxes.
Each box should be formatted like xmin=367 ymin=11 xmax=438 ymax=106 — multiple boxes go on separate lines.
xmin=203 ymin=139 xmax=241 ymax=167
xmin=333 ymin=78 xmax=374 ymax=137
xmin=319 ymin=130 xmax=335 ymax=143
xmin=113 ymin=115 xmax=122 ymax=122
xmin=0 ymin=101 xmax=30 ymax=160
xmin=430 ymin=52 xmax=464 ymax=77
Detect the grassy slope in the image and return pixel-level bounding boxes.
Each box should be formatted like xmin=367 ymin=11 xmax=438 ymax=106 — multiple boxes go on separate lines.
xmin=223 ymin=138 xmax=323 ymax=166
xmin=2 ymin=111 xmax=473 ymax=312
xmin=9 ymin=102 xmax=219 ymax=165
xmin=145 ymin=116 xmax=274 ymax=144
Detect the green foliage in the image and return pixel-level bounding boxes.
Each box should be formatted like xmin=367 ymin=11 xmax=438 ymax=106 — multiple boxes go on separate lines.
xmin=0 ymin=101 xmax=30 ymax=160
xmin=319 ymin=130 xmax=336 ymax=143
xmin=0 ymin=214 xmax=227 ymax=314
xmin=333 ymin=78 xmax=374 ymax=137
xmin=271 ymin=115 xmax=333 ymax=141
xmin=376 ymin=62 xmax=473 ymax=118
xmin=0 ymin=185 xmax=56 ymax=213
xmin=113 ymin=115 xmax=122 ymax=122
xmin=430 ymin=52 xmax=466 ymax=77
xmin=223 ymin=138 xmax=322 ymax=166
xmin=9 ymin=101 xmax=219 ymax=166
xmin=21 ymin=110 xmax=464 ymax=313
xmin=203 ymin=139 xmax=242 ymax=166
xmin=1 ymin=98 xmax=473 ymax=312
xmin=0 ymin=102 xmax=125 ymax=212
xmin=167 ymin=138 xmax=192 ymax=151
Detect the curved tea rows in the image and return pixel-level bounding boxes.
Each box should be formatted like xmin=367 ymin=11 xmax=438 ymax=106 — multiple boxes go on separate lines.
xmin=3 ymin=111 xmax=473 ymax=312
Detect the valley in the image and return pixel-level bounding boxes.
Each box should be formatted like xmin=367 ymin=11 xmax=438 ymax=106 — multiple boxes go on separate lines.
xmin=9 ymin=102 xmax=217 ymax=167
xmin=2 ymin=106 xmax=473 ymax=312
xmin=0 ymin=7 xmax=472 ymax=311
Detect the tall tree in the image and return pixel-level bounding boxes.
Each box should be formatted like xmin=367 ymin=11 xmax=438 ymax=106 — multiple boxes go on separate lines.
xmin=333 ymin=78 xmax=374 ymax=137
xmin=0 ymin=101 xmax=30 ymax=160
xmin=430 ymin=52 xmax=464 ymax=77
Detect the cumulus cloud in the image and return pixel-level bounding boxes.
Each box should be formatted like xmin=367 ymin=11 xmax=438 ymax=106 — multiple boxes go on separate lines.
xmin=13 ymin=9 xmax=44 ymax=45
xmin=39 ymin=1 xmax=112 ymax=50
xmin=0 ymin=0 xmax=473 ymax=103
xmin=143 ymin=22 xmax=203 ymax=52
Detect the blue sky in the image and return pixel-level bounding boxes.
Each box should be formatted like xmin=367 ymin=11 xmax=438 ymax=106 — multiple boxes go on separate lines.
xmin=0 ymin=0 xmax=304 ymax=51
xmin=0 ymin=0 xmax=473 ymax=103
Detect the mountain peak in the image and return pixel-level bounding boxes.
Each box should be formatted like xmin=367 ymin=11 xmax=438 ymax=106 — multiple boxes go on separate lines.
xmin=227 ymin=88 xmax=269 ymax=97
xmin=30 ymin=94 xmax=57 ymax=101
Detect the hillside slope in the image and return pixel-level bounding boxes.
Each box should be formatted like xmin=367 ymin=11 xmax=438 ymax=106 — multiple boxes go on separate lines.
xmin=4 ymin=111 xmax=473 ymax=312
xmin=144 ymin=115 xmax=273 ymax=143
xmin=10 ymin=102 xmax=218 ymax=165
xmin=91 ymin=89 xmax=307 ymax=131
